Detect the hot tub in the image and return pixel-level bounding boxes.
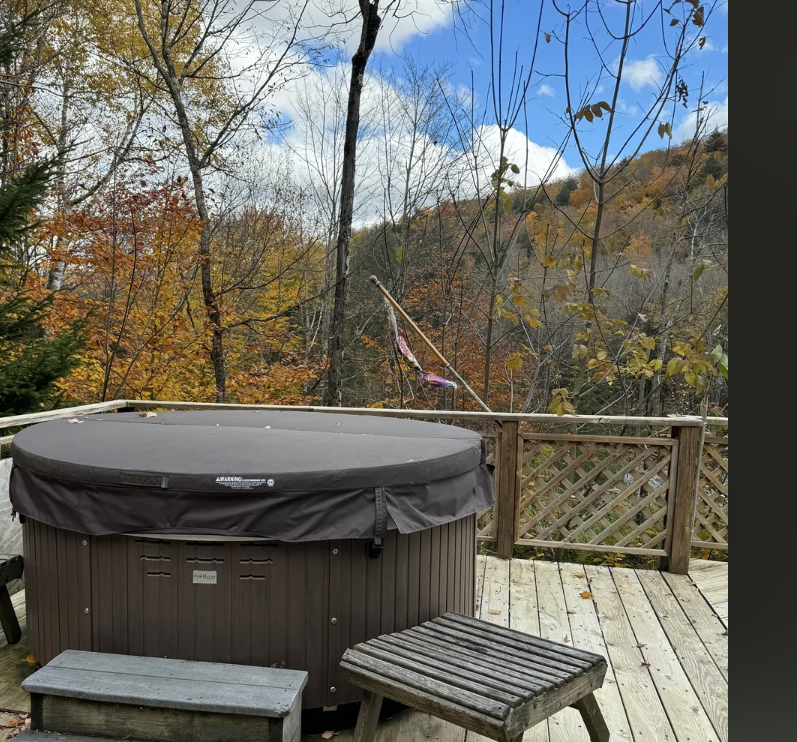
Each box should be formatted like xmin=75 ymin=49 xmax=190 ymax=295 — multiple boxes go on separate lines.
xmin=9 ymin=410 xmax=493 ymax=709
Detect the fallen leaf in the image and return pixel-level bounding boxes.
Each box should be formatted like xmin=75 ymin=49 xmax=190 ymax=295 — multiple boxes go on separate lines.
xmin=67 ymin=418 xmax=84 ymax=424
xmin=563 ymin=634 xmax=570 ymax=643
xmin=138 ymin=411 xmax=157 ymax=417
xmin=572 ymin=573 xmax=585 ymax=578
xmin=567 ymin=610 xmax=576 ymax=615
xmin=488 ymin=609 xmax=501 ymax=615
xmin=580 ymin=591 xmax=593 ymax=599
xmin=722 ymin=630 xmax=728 ymax=636
xmin=637 ymin=643 xmax=647 ymax=649
xmin=321 ymin=732 xmax=339 ymax=739
xmin=25 ymin=654 xmax=36 ymax=664
xmin=264 ymin=425 xmax=271 ymax=429
xmin=641 ymin=661 xmax=651 ymax=668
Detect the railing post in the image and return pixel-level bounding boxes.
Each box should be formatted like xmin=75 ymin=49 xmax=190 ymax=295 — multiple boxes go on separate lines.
xmin=666 ymin=423 xmax=703 ymax=574
xmin=495 ymin=420 xmax=522 ymax=559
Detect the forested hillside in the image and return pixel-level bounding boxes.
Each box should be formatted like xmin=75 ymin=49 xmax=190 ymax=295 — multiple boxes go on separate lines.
xmin=1 ymin=0 xmax=727 ymax=419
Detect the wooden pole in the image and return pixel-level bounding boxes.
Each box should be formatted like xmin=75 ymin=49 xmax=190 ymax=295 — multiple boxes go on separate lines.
xmin=496 ymin=421 xmax=522 ymax=559
xmin=369 ymin=276 xmax=492 ymax=412
xmin=667 ymin=424 xmax=703 ymax=574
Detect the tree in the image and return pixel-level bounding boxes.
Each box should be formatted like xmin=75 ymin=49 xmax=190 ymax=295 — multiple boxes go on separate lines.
xmin=132 ymin=0 xmax=313 ymax=402
xmin=0 ymin=11 xmax=84 ymax=415
xmin=323 ymin=0 xmax=383 ymax=406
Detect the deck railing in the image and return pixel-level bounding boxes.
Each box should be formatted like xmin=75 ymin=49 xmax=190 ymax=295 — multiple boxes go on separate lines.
xmin=1 ymin=399 xmax=728 ymax=574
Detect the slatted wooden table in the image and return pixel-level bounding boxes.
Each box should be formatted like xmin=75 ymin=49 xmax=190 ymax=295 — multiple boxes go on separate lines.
xmin=0 ymin=554 xmax=23 ymax=645
xmin=340 ymin=612 xmax=609 ymax=742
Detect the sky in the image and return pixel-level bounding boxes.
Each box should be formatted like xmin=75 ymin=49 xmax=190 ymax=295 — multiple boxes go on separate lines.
xmin=370 ymin=0 xmax=728 ymax=160
xmin=253 ymin=0 xmax=728 ymax=224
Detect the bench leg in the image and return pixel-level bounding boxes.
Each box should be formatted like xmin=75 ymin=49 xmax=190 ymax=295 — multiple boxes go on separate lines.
xmin=0 ymin=585 xmax=22 ymax=645
xmin=573 ymin=693 xmax=610 ymax=742
xmin=353 ymin=690 xmax=384 ymax=742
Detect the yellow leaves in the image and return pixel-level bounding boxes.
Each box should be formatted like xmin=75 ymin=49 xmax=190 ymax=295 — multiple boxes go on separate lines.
xmin=574 ymin=101 xmax=612 ymax=123
xmin=511 ymin=293 xmax=527 ymax=307
xmin=550 ymin=388 xmax=576 ymax=416
xmin=630 ymin=264 xmax=652 ymax=280
xmin=506 ymin=353 xmax=524 ymax=371
xmin=572 ymin=344 xmax=589 ymax=360
xmin=396 ymin=247 xmax=404 ymax=263
xmin=580 ymin=591 xmax=593 ymax=599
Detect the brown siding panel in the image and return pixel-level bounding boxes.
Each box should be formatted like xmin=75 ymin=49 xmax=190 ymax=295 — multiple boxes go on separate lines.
xmin=23 ymin=514 xmax=476 ymax=709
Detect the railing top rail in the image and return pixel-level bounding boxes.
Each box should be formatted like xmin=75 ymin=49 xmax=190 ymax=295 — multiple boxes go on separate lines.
xmin=0 ymin=398 xmax=729 ymax=432
xmin=127 ymin=400 xmax=726 ymax=426
xmin=0 ymin=400 xmax=128 ymax=431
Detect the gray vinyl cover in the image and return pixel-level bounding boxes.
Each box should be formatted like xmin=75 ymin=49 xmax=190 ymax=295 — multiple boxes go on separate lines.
xmin=9 ymin=410 xmax=494 ymax=541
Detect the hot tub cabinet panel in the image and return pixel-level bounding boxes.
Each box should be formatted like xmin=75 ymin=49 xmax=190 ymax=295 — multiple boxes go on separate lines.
xmin=23 ymin=515 xmax=476 ymax=709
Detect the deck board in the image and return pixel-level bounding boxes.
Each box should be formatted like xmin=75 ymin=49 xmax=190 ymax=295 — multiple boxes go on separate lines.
xmin=0 ymin=558 xmax=729 ymax=742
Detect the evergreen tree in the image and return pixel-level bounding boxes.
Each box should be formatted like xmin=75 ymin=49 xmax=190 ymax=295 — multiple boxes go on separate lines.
xmin=555 ymin=176 xmax=578 ymax=206
xmin=0 ymin=11 xmax=85 ymax=415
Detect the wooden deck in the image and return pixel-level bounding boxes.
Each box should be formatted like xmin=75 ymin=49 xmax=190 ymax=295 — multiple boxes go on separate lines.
xmin=0 ymin=557 xmax=728 ymax=742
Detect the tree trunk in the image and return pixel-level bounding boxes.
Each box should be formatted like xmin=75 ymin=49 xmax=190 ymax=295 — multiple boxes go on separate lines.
xmin=323 ymin=1 xmax=381 ymax=407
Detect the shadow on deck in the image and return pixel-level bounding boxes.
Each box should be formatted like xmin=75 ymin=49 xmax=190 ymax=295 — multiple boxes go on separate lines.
xmin=0 ymin=557 xmax=728 ymax=742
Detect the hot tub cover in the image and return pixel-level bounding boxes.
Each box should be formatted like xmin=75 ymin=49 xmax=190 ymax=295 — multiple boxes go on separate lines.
xmin=9 ymin=410 xmax=494 ymax=541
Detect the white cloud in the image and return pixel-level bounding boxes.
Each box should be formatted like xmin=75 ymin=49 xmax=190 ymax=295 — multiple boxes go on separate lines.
xmin=262 ymin=62 xmax=575 ymax=226
xmin=468 ymin=125 xmax=575 ymax=191
xmin=675 ymin=96 xmax=728 ymax=141
xmin=538 ymin=84 xmax=555 ymax=97
xmin=293 ymin=0 xmax=453 ymax=54
xmin=622 ymin=56 xmax=663 ymax=91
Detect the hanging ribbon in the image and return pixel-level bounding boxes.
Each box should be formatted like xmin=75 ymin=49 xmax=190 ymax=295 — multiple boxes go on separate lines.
xmin=384 ymin=299 xmax=457 ymax=390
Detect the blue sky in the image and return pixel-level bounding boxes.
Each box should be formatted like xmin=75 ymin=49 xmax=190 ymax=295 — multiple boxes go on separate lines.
xmin=371 ymin=0 xmax=728 ymax=169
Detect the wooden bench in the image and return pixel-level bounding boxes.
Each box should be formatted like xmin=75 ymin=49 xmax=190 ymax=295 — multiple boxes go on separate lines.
xmin=22 ymin=650 xmax=308 ymax=742
xmin=0 ymin=553 xmax=23 ymax=645
xmin=341 ymin=612 xmax=610 ymax=742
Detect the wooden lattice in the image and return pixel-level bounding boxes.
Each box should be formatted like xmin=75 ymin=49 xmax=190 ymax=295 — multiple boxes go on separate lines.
xmin=692 ymin=436 xmax=728 ymax=548
xmin=515 ymin=434 xmax=675 ymax=554
xmin=476 ymin=433 xmax=498 ymax=541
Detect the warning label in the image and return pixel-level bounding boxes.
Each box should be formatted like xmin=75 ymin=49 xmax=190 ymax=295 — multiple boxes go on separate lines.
xmin=215 ymin=476 xmax=273 ymax=490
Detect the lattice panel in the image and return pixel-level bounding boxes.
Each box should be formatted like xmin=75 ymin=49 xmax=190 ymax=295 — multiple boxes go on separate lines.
xmin=477 ymin=433 xmax=498 ymax=541
xmin=693 ymin=437 xmax=728 ymax=547
xmin=517 ymin=436 xmax=674 ymax=551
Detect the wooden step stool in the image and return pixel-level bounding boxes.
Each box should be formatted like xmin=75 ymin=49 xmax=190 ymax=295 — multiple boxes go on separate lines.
xmin=341 ymin=612 xmax=610 ymax=742
xmin=22 ymin=650 xmax=308 ymax=742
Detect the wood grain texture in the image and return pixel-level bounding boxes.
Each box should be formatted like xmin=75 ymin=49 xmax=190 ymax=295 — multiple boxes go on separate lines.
xmin=585 ymin=566 xmax=677 ymax=741
xmin=637 ymin=569 xmax=727 ymax=741
xmin=559 ymin=566 xmax=633 ymax=742
xmin=611 ymin=568 xmax=720 ymax=742
xmin=35 ymin=694 xmax=298 ymax=742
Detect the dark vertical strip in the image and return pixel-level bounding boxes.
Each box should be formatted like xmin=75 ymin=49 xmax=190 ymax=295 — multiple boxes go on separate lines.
xmin=429 ymin=525 xmax=441 ymax=619
xmin=394 ymin=530 xmax=408 ymax=632
xmin=269 ymin=542 xmax=287 ymax=670
xmin=127 ymin=538 xmax=144 ymax=656
xmin=64 ymin=531 xmax=78 ymax=650
xmin=112 ymin=537 xmax=128 ymax=654
xmin=407 ymin=531 xmax=420 ymax=628
xmin=176 ymin=541 xmax=194 ymax=660
xmin=231 ymin=543 xmax=248 ymax=665
xmin=194 ymin=543 xmax=213 ymax=661
xmin=286 ymin=541 xmax=306 ymax=678
xmin=304 ymin=541 xmax=326 ymax=709
xmin=326 ymin=539 xmax=342 ymax=705
xmin=380 ymin=532 xmax=396 ymax=635
xmin=46 ymin=522 xmax=60 ymax=663
xmin=55 ymin=527 xmax=68 ymax=651
xmin=78 ymin=532 xmax=91 ymax=651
